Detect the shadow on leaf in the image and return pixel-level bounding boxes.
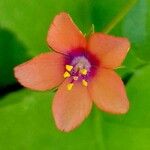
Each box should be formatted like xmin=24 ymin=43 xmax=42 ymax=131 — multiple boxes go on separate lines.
xmin=0 ymin=28 xmax=30 ymax=89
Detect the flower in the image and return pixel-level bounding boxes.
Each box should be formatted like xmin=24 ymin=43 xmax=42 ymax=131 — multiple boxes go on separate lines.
xmin=14 ymin=12 xmax=130 ymax=132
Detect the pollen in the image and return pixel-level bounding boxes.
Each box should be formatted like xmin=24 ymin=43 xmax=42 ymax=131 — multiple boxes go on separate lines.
xmin=67 ymin=83 xmax=74 ymax=91
xmin=63 ymin=71 xmax=70 ymax=78
xmin=80 ymin=69 xmax=87 ymax=75
xmin=66 ymin=65 xmax=73 ymax=72
xmin=82 ymin=79 xmax=88 ymax=87
xmin=73 ymin=76 xmax=78 ymax=81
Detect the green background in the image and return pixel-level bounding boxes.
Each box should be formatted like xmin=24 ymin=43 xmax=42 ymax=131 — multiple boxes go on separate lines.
xmin=0 ymin=0 xmax=150 ymax=149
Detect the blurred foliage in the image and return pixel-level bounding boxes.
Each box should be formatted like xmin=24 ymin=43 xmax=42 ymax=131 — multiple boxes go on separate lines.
xmin=0 ymin=0 xmax=150 ymax=149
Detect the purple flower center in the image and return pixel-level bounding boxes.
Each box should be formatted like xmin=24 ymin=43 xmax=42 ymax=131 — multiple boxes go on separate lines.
xmin=63 ymin=48 xmax=99 ymax=90
xmin=72 ymin=56 xmax=91 ymax=71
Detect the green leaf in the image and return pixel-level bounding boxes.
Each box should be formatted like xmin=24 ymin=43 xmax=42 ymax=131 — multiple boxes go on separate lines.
xmin=90 ymin=0 xmax=128 ymax=32
xmin=125 ymin=64 xmax=150 ymax=127
xmin=122 ymin=0 xmax=150 ymax=61
xmin=0 ymin=90 xmax=105 ymax=150
xmin=102 ymin=122 xmax=150 ymax=150
xmin=115 ymin=50 xmax=144 ymax=78
xmin=0 ymin=0 xmax=93 ymax=56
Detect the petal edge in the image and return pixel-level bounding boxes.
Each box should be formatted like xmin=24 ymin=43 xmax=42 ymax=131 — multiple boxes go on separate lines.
xmin=89 ymin=68 xmax=129 ymax=114
xmin=88 ymin=33 xmax=130 ymax=68
xmin=52 ymin=79 xmax=92 ymax=132
xmin=14 ymin=52 xmax=65 ymax=91
xmin=47 ymin=12 xmax=86 ymax=54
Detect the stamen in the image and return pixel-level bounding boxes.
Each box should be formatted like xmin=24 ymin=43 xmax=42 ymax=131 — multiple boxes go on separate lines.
xmin=67 ymin=83 xmax=74 ymax=91
xmin=66 ymin=65 xmax=73 ymax=72
xmin=63 ymin=71 xmax=70 ymax=78
xmin=73 ymin=76 xmax=78 ymax=81
xmin=80 ymin=69 xmax=87 ymax=75
xmin=82 ymin=79 xmax=88 ymax=87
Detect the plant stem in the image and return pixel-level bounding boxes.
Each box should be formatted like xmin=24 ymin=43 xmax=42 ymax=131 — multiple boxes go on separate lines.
xmin=102 ymin=0 xmax=138 ymax=33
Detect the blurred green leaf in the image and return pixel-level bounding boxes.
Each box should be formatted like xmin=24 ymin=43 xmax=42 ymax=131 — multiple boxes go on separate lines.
xmin=125 ymin=64 xmax=150 ymax=127
xmin=116 ymin=50 xmax=144 ymax=78
xmin=102 ymin=122 xmax=150 ymax=150
xmin=0 ymin=90 xmax=105 ymax=150
xmin=0 ymin=0 xmax=93 ymax=56
xmin=122 ymin=0 xmax=150 ymax=61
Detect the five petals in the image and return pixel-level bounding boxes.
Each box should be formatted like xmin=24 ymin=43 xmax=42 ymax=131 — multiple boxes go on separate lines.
xmin=14 ymin=12 xmax=130 ymax=132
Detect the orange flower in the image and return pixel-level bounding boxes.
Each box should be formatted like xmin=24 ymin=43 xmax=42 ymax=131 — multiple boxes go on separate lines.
xmin=14 ymin=12 xmax=130 ymax=132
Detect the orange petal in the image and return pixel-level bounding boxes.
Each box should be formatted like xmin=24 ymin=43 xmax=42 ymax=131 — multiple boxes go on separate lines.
xmin=14 ymin=53 xmax=65 ymax=91
xmin=88 ymin=33 xmax=130 ymax=68
xmin=89 ymin=68 xmax=129 ymax=114
xmin=47 ymin=12 xmax=86 ymax=54
xmin=52 ymin=79 xmax=92 ymax=132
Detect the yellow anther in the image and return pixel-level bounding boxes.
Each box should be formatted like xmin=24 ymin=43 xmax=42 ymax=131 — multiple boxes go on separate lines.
xmin=73 ymin=76 xmax=78 ymax=81
xmin=66 ymin=65 xmax=73 ymax=72
xmin=80 ymin=69 xmax=87 ymax=75
xmin=82 ymin=79 xmax=88 ymax=87
xmin=67 ymin=83 xmax=74 ymax=91
xmin=63 ymin=71 xmax=70 ymax=78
